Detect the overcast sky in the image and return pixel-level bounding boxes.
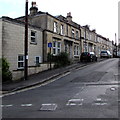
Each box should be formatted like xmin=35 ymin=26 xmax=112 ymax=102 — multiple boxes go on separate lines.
xmin=0 ymin=0 xmax=119 ymax=43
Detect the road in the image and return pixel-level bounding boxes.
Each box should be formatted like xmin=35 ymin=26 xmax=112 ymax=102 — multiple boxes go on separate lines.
xmin=1 ymin=58 xmax=120 ymax=119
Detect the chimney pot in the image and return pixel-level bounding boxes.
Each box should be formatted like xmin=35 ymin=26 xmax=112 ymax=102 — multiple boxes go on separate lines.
xmin=30 ymin=1 xmax=38 ymax=16
xmin=66 ymin=12 xmax=72 ymax=22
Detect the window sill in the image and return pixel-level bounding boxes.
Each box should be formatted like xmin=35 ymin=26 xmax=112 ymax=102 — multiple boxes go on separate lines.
xmin=30 ymin=42 xmax=37 ymax=45
xmin=13 ymin=68 xmax=24 ymax=71
xmin=74 ymin=55 xmax=79 ymax=58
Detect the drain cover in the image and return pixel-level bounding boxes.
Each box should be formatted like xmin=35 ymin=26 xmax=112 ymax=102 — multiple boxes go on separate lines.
xmin=40 ymin=104 xmax=57 ymax=111
xmin=66 ymin=99 xmax=83 ymax=106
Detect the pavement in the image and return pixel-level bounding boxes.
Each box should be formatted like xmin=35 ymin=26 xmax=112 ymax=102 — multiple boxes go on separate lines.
xmin=1 ymin=58 xmax=107 ymax=94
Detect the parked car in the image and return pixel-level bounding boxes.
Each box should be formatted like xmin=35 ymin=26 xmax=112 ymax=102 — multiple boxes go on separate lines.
xmin=80 ymin=52 xmax=97 ymax=62
xmin=100 ymin=50 xmax=112 ymax=58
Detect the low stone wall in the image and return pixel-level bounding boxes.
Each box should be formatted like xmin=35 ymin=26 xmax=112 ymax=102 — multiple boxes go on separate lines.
xmin=12 ymin=63 xmax=54 ymax=81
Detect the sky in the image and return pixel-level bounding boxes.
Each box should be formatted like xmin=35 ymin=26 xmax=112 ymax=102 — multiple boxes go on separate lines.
xmin=0 ymin=0 xmax=119 ymax=44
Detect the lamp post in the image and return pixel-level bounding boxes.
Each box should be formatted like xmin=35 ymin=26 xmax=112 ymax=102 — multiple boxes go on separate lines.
xmin=24 ymin=0 xmax=28 ymax=80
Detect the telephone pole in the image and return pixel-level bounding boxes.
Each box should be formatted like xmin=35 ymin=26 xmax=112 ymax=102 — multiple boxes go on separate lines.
xmin=24 ymin=0 xmax=28 ymax=80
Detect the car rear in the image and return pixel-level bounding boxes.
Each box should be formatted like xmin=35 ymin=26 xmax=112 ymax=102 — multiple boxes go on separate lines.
xmin=100 ymin=51 xmax=111 ymax=58
xmin=80 ymin=52 xmax=90 ymax=62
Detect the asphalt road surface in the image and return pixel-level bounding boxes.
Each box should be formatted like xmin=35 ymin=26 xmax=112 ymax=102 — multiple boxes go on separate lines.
xmin=1 ymin=58 xmax=120 ymax=119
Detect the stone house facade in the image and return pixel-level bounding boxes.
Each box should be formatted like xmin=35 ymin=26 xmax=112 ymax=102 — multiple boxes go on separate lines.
xmin=17 ymin=4 xmax=81 ymax=62
xmin=81 ymin=24 xmax=114 ymax=57
xmin=17 ymin=2 xmax=115 ymax=60
xmin=81 ymin=25 xmax=97 ymax=54
xmin=0 ymin=17 xmax=47 ymax=80
xmin=1 ymin=2 xmax=116 ymax=80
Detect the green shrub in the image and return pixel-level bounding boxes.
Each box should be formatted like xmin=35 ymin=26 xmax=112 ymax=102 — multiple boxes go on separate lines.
xmin=47 ymin=52 xmax=71 ymax=68
xmin=54 ymin=52 xmax=70 ymax=68
xmin=1 ymin=58 xmax=12 ymax=82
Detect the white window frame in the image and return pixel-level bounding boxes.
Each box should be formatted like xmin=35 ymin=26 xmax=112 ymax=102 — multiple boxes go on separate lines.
xmin=57 ymin=41 xmax=61 ymax=54
xmin=53 ymin=41 xmax=61 ymax=56
xmin=74 ymin=45 xmax=76 ymax=55
xmin=74 ymin=45 xmax=79 ymax=56
xmin=76 ymin=31 xmax=79 ymax=39
xmin=60 ymin=24 xmax=64 ymax=35
xmin=53 ymin=41 xmax=56 ymax=55
xmin=54 ymin=21 xmax=58 ymax=33
xmin=71 ymin=29 xmax=75 ymax=38
xmin=18 ymin=55 xmax=24 ymax=69
xmin=31 ymin=31 xmax=36 ymax=43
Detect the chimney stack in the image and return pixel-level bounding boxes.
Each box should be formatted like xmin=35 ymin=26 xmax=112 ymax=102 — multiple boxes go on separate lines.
xmin=66 ymin=12 xmax=72 ymax=22
xmin=30 ymin=1 xmax=38 ymax=16
xmin=92 ymin=29 xmax=96 ymax=33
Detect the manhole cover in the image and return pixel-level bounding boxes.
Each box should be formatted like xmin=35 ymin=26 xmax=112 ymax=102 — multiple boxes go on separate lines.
xmin=40 ymin=104 xmax=57 ymax=111
xmin=66 ymin=99 xmax=83 ymax=106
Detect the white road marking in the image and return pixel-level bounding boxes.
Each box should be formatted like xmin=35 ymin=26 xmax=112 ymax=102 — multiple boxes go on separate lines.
xmin=66 ymin=99 xmax=84 ymax=106
xmin=1 ymin=104 xmax=13 ymax=107
xmin=93 ymin=103 xmax=108 ymax=106
xmin=40 ymin=103 xmax=57 ymax=111
xmin=66 ymin=103 xmax=76 ymax=106
xmin=21 ymin=104 xmax=32 ymax=107
xmin=92 ymin=98 xmax=108 ymax=106
xmin=96 ymin=98 xmax=102 ymax=101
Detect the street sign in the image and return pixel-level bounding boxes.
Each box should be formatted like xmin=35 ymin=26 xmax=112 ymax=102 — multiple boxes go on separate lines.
xmin=48 ymin=42 xmax=52 ymax=48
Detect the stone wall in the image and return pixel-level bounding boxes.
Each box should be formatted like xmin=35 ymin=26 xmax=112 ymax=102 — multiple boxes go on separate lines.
xmin=12 ymin=63 xmax=54 ymax=80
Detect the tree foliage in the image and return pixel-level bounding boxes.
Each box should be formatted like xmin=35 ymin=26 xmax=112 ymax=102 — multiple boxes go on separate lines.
xmin=1 ymin=57 xmax=12 ymax=82
xmin=47 ymin=52 xmax=71 ymax=68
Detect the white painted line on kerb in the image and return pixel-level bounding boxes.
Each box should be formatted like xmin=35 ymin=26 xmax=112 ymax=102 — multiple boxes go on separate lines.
xmin=2 ymin=71 xmax=71 ymax=97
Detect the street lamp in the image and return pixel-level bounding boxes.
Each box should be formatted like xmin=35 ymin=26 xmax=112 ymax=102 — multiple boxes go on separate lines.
xmin=24 ymin=0 xmax=28 ymax=80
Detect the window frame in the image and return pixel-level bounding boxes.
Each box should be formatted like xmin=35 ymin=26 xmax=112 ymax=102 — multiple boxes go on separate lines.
xmin=60 ymin=24 xmax=64 ymax=35
xmin=18 ymin=55 xmax=24 ymax=69
xmin=71 ymin=29 xmax=75 ymax=38
xmin=76 ymin=31 xmax=79 ymax=39
xmin=31 ymin=31 xmax=37 ymax=43
xmin=53 ymin=21 xmax=58 ymax=33
xmin=52 ymin=41 xmax=61 ymax=56
xmin=74 ymin=45 xmax=79 ymax=56
xmin=35 ymin=56 xmax=41 ymax=66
